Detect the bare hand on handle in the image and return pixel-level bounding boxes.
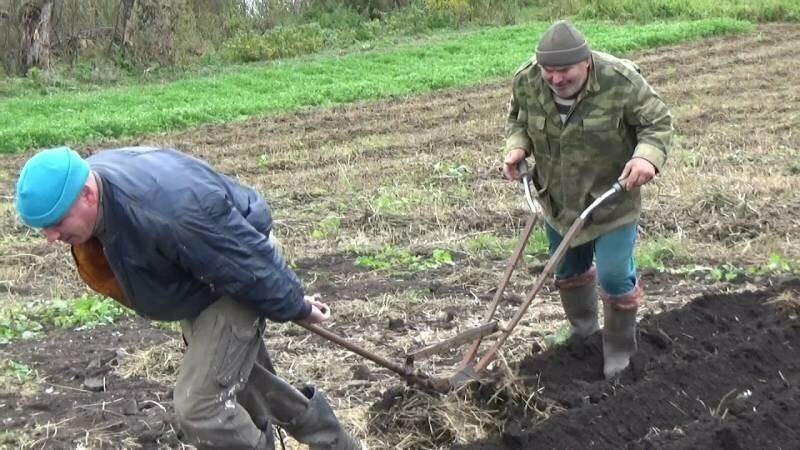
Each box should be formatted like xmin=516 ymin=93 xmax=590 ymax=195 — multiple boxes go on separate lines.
xmin=619 ymin=158 xmax=656 ymax=190
xmin=297 ymin=293 xmax=331 ymax=325
xmin=502 ymin=148 xmax=527 ymax=180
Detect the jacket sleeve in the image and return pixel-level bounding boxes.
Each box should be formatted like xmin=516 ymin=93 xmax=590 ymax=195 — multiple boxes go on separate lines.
xmin=170 ymin=191 xmax=311 ymax=322
xmin=624 ymin=74 xmax=673 ymax=172
xmin=505 ymin=84 xmax=533 ymax=156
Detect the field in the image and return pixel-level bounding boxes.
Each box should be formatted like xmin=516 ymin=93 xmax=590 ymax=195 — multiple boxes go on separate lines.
xmin=1 ymin=22 xmax=799 ymax=450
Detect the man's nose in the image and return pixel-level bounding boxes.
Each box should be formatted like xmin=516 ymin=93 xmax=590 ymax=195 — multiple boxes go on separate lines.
xmin=43 ymin=228 xmax=60 ymax=243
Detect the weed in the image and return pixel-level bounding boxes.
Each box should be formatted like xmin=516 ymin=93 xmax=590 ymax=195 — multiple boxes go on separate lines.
xmin=465 ymin=234 xmax=513 ymax=258
xmin=0 ymin=295 xmax=132 ymax=344
xmin=151 ymin=321 xmax=182 ymax=333
xmin=525 ymin=228 xmax=550 ymax=256
xmin=753 ymin=253 xmax=799 ymax=275
xmin=0 ymin=304 xmax=44 ymax=344
xmin=3 ymin=360 xmax=36 ymax=383
xmin=356 ymin=245 xmax=454 ymax=271
xmin=707 ymin=253 xmax=799 ymax=282
xmin=709 ymin=263 xmax=744 ymax=282
xmin=543 ymin=323 xmax=572 ymax=349
xmin=312 ymin=216 xmax=343 ymax=239
xmin=786 ymin=160 xmax=800 ymax=175
xmin=465 ymin=228 xmax=548 ymax=260
xmin=372 ymin=192 xmax=409 ymax=214
xmin=434 ymin=161 xmax=471 ymax=183
xmin=42 ymin=296 xmax=132 ymax=329
xmin=672 ymin=138 xmax=707 ymax=169
xmin=637 ymin=236 xmax=688 ymax=271
xmin=0 ymin=360 xmax=39 ymax=399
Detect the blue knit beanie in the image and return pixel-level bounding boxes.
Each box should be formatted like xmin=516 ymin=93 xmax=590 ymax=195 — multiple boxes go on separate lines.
xmin=16 ymin=147 xmax=90 ymax=228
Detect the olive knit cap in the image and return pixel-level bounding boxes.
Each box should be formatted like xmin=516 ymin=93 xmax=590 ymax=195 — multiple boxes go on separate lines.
xmin=536 ymin=20 xmax=592 ymax=67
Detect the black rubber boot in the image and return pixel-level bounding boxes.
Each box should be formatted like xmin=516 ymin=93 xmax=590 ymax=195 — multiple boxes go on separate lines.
xmin=282 ymin=386 xmax=362 ymax=450
xmin=601 ymin=285 xmax=642 ymax=379
xmin=556 ymin=266 xmax=600 ymax=337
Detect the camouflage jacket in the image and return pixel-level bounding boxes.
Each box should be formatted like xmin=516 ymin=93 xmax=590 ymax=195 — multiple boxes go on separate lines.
xmin=505 ymin=51 xmax=672 ymax=245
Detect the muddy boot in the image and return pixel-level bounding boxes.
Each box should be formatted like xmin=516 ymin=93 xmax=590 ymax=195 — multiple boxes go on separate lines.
xmin=282 ymin=386 xmax=362 ymax=450
xmin=254 ymin=425 xmax=276 ymax=450
xmin=556 ymin=266 xmax=599 ymax=337
xmin=601 ymin=286 xmax=642 ymax=379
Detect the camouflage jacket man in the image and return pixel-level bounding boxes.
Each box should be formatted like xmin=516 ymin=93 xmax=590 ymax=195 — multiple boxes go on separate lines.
xmin=506 ymin=51 xmax=673 ymax=245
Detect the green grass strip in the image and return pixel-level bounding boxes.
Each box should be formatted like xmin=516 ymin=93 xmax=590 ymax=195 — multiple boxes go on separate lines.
xmin=1 ymin=18 xmax=752 ymax=154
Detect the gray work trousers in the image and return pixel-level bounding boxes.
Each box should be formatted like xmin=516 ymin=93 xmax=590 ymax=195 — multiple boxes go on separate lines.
xmin=174 ymin=296 xmax=320 ymax=450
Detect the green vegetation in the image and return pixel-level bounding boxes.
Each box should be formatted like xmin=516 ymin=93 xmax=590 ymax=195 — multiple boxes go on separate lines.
xmin=787 ymin=160 xmax=800 ymax=176
xmin=660 ymin=253 xmax=800 ymax=282
xmin=433 ymin=162 xmax=472 ymax=183
xmin=0 ymin=295 xmax=132 ymax=344
xmin=151 ymin=321 xmax=183 ymax=333
xmin=0 ymin=305 xmax=43 ymax=344
xmin=3 ymin=0 xmax=540 ymax=86
xmin=219 ymin=2 xmax=498 ymax=64
xmin=465 ymin=228 xmax=549 ymax=260
xmin=312 ymin=216 xmax=343 ymax=239
xmin=356 ymin=246 xmax=455 ymax=271
xmin=0 ymin=360 xmax=39 ymax=405
xmin=561 ymin=0 xmax=799 ymax=22
xmin=707 ymin=253 xmax=800 ymax=282
xmin=636 ymin=236 xmax=688 ymax=271
xmin=2 ymin=360 xmax=36 ymax=384
xmin=465 ymin=234 xmax=515 ymax=258
xmin=372 ymin=192 xmax=415 ymax=215
xmin=544 ymin=323 xmax=573 ymax=348
xmin=0 ymin=18 xmax=751 ymax=154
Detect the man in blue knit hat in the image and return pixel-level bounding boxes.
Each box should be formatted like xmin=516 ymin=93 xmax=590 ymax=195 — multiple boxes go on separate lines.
xmin=15 ymin=146 xmax=362 ymax=450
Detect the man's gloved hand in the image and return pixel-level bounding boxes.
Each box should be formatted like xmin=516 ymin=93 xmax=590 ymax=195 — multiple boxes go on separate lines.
xmin=297 ymin=293 xmax=331 ymax=325
xmin=503 ymin=148 xmax=527 ymax=180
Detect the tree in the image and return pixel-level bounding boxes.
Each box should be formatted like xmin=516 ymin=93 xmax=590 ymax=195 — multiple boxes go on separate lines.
xmin=19 ymin=0 xmax=53 ymax=72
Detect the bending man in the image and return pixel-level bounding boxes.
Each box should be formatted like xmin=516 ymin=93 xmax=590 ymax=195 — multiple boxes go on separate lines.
xmin=15 ymin=146 xmax=362 ymax=449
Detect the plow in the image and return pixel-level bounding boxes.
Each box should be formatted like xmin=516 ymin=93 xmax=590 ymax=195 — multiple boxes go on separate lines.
xmin=298 ymin=161 xmax=626 ymax=393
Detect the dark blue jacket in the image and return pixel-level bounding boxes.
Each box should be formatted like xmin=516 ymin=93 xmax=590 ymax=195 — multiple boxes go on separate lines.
xmin=88 ymin=147 xmax=311 ymax=322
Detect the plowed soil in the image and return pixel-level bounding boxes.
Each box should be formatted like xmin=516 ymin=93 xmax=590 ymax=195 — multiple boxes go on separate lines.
xmin=458 ymin=279 xmax=800 ymax=449
xmin=1 ymin=23 xmax=799 ymax=450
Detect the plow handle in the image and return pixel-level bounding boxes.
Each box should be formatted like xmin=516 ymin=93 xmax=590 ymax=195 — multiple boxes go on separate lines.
xmin=296 ymin=321 xmax=412 ymax=379
xmin=518 ymin=159 xmax=540 ymax=215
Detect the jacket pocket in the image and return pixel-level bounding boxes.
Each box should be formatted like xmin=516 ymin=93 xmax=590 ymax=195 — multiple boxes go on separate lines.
xmin=583 ymin=115 xmax=620 ymax=131
xmin=527 ymin=115 xmax=550 ymax=157
xmin=583 ymin=115 xmax=623 ymax=156
xmin=212 ymin=317 xmax=263 ymax=388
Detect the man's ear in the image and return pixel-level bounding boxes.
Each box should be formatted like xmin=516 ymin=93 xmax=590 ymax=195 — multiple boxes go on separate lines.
xmin=82 ymin=183 xmax=99 ymax=206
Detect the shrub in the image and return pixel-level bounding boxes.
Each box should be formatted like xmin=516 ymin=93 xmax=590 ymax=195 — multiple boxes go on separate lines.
xmin=425 ymin=0 xmax=473 ymax=20
xmin=222 ymin=23 xmax=328 ymax=63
